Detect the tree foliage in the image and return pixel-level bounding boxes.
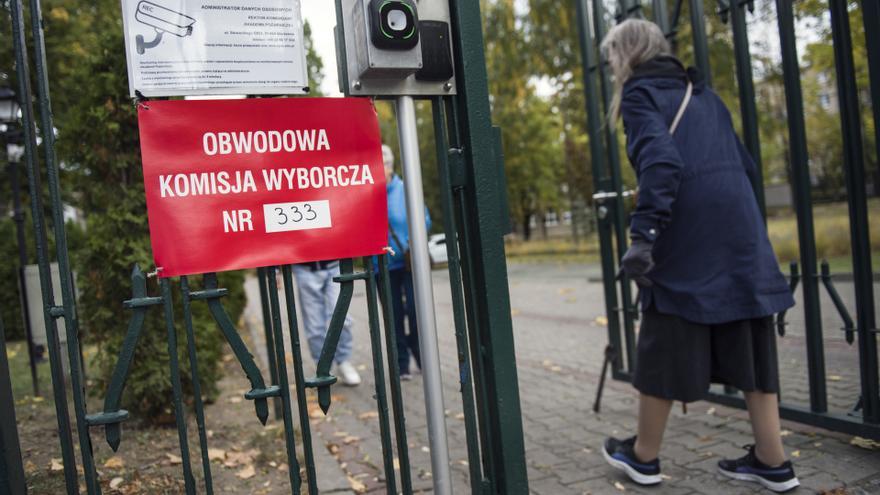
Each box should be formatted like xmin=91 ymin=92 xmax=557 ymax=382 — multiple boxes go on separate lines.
xmin=0 ymin=0 xmax=338 ymax=418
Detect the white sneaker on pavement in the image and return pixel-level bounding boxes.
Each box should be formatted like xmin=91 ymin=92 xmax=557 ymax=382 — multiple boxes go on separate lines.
xmin=337 ymin=361 xmax=362 ymax=386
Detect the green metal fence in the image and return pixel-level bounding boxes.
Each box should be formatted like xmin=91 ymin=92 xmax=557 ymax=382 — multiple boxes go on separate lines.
xmin=2 ymin=0 xmax=529 ymax=493
xmin=576 ymin=0 xmax=880 ymax=440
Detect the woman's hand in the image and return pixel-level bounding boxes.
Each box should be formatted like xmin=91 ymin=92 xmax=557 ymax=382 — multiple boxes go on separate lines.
xmin=621 ymin=240 xmax=655 ymax=287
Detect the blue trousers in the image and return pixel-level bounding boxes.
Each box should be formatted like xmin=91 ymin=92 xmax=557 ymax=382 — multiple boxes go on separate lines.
xmin=388 ymin=268 xmax=421 ymax=374
xmin=292 ymin=264 xmax=353 ymax=364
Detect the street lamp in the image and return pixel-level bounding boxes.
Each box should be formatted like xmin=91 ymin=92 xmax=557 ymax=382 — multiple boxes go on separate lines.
xmin=0 ymin=87 xmax=21 ymax=125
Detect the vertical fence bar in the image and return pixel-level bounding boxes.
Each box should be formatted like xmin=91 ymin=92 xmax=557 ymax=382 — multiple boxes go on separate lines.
xmin=180 ymin=277 xmax=214 ymax=494
xmin=160 ymin=279 xmax=196 ymax=495
xmin=279 ymin=265 xmax=318 ymax=495
xmin=774 ymin=0 xmax=826 ymax=413
xmin=575 ymin=0 xmax=626 ymax=376
xmin=689 ymin=0 xmax=712 ymax=86
xmin=26 ymin=0 xmax=101 ymax=491
xmin=653 ymin=0 xmax=670 ymax=33
xmin=378 ymin=255 xmax=414 ymax=494
xmin=0 ymin=316 xmax=26 ymax=495
xmin=448 ymin=0 xmax=529 ymax=488
xmin=8 ymin=1 xmax=79 ymax=492
xmin=728 ymin=0 xmax=767 ymax=215
xmin=257 ymin=268 xmax=282 ymax=420
xmin=594 ymin=0 xmax=638 ymax=372
xmin=362 ymin=258 xmax=399 ymax=495
xmin=433 ymin=97 xmax=486 ymax=494
xmin=862 ymin=0 xmax=880 ymax=194
xmin=829 ymin=0 xmax=879 ymax=423
xmin=446 ymin=99 xmax=499 ymax=490
xmin=265 ymin=266 xmax=303 ymax=493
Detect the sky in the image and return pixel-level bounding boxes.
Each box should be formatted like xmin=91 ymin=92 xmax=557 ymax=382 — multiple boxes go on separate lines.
xmin=301 ymin=1 xmax=342 ymax=96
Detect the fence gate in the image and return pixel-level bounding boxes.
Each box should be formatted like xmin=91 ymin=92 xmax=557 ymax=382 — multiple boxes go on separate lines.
xmin=577 ymin=0 xmax=880 ymax=439
xmin=3 ymin=0 xmax=529 ymax=493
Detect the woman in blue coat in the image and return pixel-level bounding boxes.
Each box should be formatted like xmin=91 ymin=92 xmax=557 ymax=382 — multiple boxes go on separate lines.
xmin=599 ymin=19 xmax=799 ymax=492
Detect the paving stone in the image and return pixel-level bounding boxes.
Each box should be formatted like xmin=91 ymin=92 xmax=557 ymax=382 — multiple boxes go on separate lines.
xmin=241 ymin=267 xmax=880 ymax=495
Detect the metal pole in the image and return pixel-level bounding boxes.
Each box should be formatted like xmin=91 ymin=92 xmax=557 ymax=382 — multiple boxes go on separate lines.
xmin=774 ymin=0 xmax=826 ymax=413
xmin=0 ymin=315 xmax=26 ymax=495
xmin=689 ymin=0 xmax=712 ymax=86
xmin=829 ymin=0 xmax=879 ymax=423
xmin=728 ymin=0 xmax=767 ymax=216
xmin=575 ymin=0 xmax=625 ymax=375
xmin=395 ymin=95 xmax=452 ymax=495
xmin=9 ymin=1 xmax=80 ymax=491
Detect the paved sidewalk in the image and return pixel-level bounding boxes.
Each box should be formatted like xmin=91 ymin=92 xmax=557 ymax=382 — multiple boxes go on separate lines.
xmin=243 ymin=263 xmax=880 ymax=494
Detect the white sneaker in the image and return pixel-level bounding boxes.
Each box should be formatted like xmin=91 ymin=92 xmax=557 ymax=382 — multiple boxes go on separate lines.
xmin=337 ymin=361 xmax=362 ymax=386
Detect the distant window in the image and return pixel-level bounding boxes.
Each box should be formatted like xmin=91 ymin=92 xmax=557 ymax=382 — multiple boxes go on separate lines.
xmin=819 ymin=93 xmax=831 ymax=109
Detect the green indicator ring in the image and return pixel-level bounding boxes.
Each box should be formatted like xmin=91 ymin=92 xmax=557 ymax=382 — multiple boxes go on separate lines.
xmin=378 ymin=1 xmax=417 ymax=41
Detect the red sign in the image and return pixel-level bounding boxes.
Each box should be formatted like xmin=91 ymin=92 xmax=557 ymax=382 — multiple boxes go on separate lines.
xmin=137 ymin=98 xmax=388 ymax=277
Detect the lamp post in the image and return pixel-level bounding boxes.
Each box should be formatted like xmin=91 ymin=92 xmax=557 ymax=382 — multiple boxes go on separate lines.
xmin=1 ymin=86 xmax=39 ymax=396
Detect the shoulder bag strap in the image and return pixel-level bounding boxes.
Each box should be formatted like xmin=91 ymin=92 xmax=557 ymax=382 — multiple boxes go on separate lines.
xmin=669 ymin=81 xmax=693 ymax=135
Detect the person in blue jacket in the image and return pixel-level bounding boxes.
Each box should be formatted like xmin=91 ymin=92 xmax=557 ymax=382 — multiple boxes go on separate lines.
xmin=599 ymin=20 xmax=799 ymax=493
xmin=383 ymin=144 xmax=431 ymax=380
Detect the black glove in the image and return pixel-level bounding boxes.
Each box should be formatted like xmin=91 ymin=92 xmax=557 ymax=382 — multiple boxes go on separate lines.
xmin=621 ymin=239 xmax=655 ymax=287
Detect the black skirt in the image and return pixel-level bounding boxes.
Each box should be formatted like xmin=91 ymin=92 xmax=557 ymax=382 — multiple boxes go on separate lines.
xmin=632 ymin=309 xmax=780 ymax=403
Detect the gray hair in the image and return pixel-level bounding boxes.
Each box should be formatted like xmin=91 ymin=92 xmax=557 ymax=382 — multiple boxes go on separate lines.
xmin=600 ymin=19 xmax=671 ymax=123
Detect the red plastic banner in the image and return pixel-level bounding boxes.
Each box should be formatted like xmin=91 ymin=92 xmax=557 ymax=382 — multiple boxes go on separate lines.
xmin=137 ymin=98 xmax=388 ymax=277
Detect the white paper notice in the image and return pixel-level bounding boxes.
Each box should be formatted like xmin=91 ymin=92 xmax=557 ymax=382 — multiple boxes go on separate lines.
xmin=120 ymin=0 xmax=309 ymax=97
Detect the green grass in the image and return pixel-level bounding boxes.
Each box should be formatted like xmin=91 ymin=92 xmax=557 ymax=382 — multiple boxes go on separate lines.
xmin=6 ymin=341 xmax=54 ymax=402
xmin=504 ymin=237 xmax=600 ymax=264
xmin=767 ymin=199 xmax=880 ymax=273
xmin=504 ymin=199 xmax=880 ymax=272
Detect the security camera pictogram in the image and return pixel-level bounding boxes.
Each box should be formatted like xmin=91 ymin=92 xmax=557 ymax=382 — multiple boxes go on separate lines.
xmin=134 ymin=1 xmax=196 ymax=54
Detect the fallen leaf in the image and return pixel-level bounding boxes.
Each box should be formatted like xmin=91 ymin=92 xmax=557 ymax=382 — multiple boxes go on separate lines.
xmin=511 ymin=309 xmax=521 ymax=316
xmin=558 ymin=288 xmax=575 ymax=295
xmin=228 ymin=396 xmax=243 ymax=404
xmin=6 ymin=349 xmax=17 ymax=359
xmin=166 ymin=453 xmax=182 ymax=465
xmin=109 ymin=477 xmax=124 ymax=489
xmin=851 ymin=436 xmax=880 ymax=450
xmin=343 ymin=436 xmax=360 ymax=445
xmin=791 ymin=450 xmax=801 ymax=458
xmin=454 ymin=413 xmax=465 ymax=420
xmin=236 ymin=465 xmax=256 ymax=480
xmin=421 ymin=446 xmax=430 ymax=453
xmin=207 ymin=449 xmax=226 ymax=461
xmin=269 ymin=461 xmax=277 ymax=467
xmin=780 ymin=430 xmax=792 ymax=437
xmin=31 ymin=396 xmax=44 ymax=403
xmin=358 ymin=411 xmax=379 ymax=420
xmin=707 ymin=407 xmax=716 ymax=415
xmin=347 ymin=475 xmax=367 ymax=493
xmin=50 ymin=459 xmax=64 ymax=472
xmin=393 ymin=458 xmax=400 ymax=470
xmin=333 ymin=431 xmax=350 ymax=437
xmin=813 ymin=442 xmax=823 ymax=448
xmin=614 ymin=481 xmax=626 ymax=491
xmin=224 ymin=449 xmax=258 ymax=468
xmin=659 ymin=474 xmax=671 ymax=480
xmin=550 ymin=366 xmax=563 ymax=372
xmin=103 ymin=457 xmax=124 ymax=469
xmin=595 ymin=316 xmax=608 ymax=326
xmin=277 ymin=463 xmax=288 ymax=472
xmin=828 ymin=375 xmax=842 ymax=382
xmin=24 ymin=461 xmax=36 ymax=474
